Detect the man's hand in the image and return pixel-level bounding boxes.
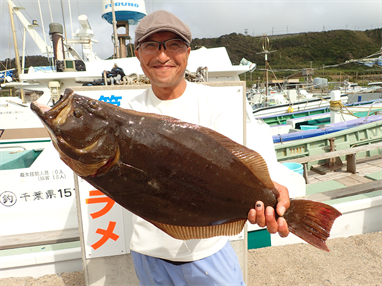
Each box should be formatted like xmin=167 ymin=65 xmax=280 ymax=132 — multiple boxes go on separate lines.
xmin=247 ymin=181 xmax=290 ymax=237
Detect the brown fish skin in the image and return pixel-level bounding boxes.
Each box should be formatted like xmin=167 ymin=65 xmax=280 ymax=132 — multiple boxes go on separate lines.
xmin=31 ymin=88 xmax=341 ymax=251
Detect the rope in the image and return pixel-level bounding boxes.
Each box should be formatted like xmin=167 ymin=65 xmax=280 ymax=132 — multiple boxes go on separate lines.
xmin=329 ymin=100 xmax=343 ymax=108
xmin=121 ymin=74 xmax=150 ymax=85
xmin=329 ymin=100 xmax=358 ymax=118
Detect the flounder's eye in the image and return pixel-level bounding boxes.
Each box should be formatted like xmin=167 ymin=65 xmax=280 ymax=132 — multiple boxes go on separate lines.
xmin=89 ymin=100 xmax=98 ymax=109
xmin=73 ymin=108 xmax=83 ymax=118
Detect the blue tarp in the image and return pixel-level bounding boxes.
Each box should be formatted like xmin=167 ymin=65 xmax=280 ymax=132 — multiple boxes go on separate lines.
xmin=356 ymin=56 xmax=382 ymax=67
xmin=0 ymin=70 xmax=14 ymax=79
xmin=273 ymin=115 xmax=382 ymax=143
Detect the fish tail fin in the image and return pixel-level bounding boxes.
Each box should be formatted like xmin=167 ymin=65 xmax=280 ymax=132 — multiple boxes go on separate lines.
xmin=283 ymin=199 xmax=342 ymax=252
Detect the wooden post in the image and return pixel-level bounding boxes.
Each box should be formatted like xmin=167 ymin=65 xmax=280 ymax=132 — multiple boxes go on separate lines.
xmin=302 ymin=163 xmax=309 ymax=184
xmin=346 ymin=153 xmax=357 ymax=174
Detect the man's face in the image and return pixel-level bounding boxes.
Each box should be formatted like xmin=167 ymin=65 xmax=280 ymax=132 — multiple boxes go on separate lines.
xmin=135 ymin=31 xmax=191 ymax=88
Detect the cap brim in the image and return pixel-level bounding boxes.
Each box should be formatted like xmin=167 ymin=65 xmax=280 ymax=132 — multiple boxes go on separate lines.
xmin=136 ymin=28 xmax=190 ymax=48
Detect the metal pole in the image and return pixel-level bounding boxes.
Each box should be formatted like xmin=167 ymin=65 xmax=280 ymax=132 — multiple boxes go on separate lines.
xmin=8 ymin=1 xmax=25 ymax=103
xmin=111 ymin=0 xmax=120 ymax=58
xmin=60 ymin=0 xmax=69 ymax=58
xmin=22 ymin=28 xmax=26 ymax=74
xmin=265 ymin=55 xmax=268 ymax=106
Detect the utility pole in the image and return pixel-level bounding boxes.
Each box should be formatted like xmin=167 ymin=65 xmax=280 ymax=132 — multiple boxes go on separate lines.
xmin=256 ymin=35 xmax=276 ymax=106
xmin=8 ymin=1 xmax=25 ymax=103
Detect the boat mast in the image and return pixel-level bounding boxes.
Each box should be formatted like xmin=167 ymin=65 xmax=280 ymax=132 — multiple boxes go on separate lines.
xmin=60 ymin=0 xmax=69 ymax=58
xmin=257 ymin=35 xmax=276 ymax=106
xmin=8 ymin=1 xmax=25 ymax=103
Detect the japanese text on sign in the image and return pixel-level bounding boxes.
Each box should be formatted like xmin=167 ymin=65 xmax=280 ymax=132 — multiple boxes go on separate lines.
xmin=86 ymin=190 xmax=119 ymax=250
xmin=0 ymin=188 xmax=73 ymax=207
xmin=98 ymin=95 xmax=122 ymax=106
xmin=20 ymin=169 xmax=67 ymax=181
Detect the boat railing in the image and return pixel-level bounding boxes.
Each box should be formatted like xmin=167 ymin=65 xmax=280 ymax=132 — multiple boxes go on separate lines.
xmin=0 ymin=145 xmax=26 ymax=151
xmin=348 ymin=90 xmax=379 ymax=103
xmin=364 ymin=99 xmax=382 ymax=121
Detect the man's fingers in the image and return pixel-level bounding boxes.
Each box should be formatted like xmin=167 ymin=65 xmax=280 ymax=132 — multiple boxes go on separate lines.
xmin=255 ymin=201 xmax=265 ymax=227
xmin=273 ymin=181 xmax=290 ymax=217
xmin=277 ymin=217 xmax=289 ymax=237
xmin=248 ymin=208 xmax=256 ymax=224
xmin=248 ymin=199 xmax=289 ymax=238
xmin=265 ymin=206 xmax=278 ymax=233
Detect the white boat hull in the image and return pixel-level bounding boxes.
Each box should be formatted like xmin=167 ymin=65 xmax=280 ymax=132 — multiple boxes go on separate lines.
xmin=253 ymin=94 xmax=348 ymax=118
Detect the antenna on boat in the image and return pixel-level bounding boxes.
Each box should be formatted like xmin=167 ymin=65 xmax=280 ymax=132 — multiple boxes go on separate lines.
xmin=256 ymin=34 xmax=276 ymax=106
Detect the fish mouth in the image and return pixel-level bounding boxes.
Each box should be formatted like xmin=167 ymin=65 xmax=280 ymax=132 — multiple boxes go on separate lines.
xmin=31 ymin=88 xmax=74 ymax=125
xmin=31 ymin=88 xmax=119 ymax=178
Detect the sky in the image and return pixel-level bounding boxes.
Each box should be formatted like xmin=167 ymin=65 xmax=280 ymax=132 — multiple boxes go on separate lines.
xmin=0 ymin=0 xmax=381 ymax=63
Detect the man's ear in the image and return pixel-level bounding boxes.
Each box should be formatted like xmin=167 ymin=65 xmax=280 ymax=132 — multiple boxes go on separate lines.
xmin=135 ymin=49 xmax=140 ymax=60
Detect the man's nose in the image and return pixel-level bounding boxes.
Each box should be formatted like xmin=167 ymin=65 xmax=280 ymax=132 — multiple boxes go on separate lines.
xmin=157 ymin=46 xmax=171 ymax=61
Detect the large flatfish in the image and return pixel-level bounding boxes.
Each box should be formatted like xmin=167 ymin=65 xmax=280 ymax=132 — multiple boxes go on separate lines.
xmin=31 ymin=88 xmax=341 ymax=251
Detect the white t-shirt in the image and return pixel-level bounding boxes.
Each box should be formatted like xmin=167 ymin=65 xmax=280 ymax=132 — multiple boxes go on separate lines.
xmin=127 ymin=81 xmax=302 ymax=261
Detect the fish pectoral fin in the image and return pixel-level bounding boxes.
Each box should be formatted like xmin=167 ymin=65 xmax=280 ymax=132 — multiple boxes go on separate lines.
xmin=148 ymin=219 xmax=247 ymax=240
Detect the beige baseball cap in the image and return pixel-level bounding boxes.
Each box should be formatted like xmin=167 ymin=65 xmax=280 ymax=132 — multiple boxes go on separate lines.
xmin=134 ymin=10 xmax=192 ymax=48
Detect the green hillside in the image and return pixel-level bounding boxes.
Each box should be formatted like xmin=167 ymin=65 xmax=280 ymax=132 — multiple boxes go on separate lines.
xmin=191 ymin=29 xmax=381 ymax=68
xmin=190 ymin=29 xmax=382 ymax=87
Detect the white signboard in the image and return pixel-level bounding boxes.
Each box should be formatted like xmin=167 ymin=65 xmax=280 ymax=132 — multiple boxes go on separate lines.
xmin=77 ymin=179 xmax=127 ymax=259
xmin=0 ymin=145 xmax=77 ymax=236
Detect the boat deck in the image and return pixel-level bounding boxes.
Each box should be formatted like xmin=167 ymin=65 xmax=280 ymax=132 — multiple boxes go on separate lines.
xmin=306 ymin=155 xmax=381 ymax=186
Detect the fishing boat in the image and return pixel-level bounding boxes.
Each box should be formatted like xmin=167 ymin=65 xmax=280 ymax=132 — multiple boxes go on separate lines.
xmin=248 ymin=146 xmax=382 ymax=249
xmin=268 ymin=99 xmax=382 ymax=143
xmin=250 ymin=90 xmax=349 ymax=118
xmin=248 ymin=110 xmax=382 ymax=249
xmin=338 ymin=80 xmax=382 ymax=95
xmin=247 ymin=87 xmax=382 ymax=249
xmin=258 ymin=99 xmax=381 ymax=127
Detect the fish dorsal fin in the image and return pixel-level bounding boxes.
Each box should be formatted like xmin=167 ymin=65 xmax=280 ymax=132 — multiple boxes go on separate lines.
xmin=149 ymin=219 xmax=247 ymax=240
xmin=204 ymin=129 xmax=276 ymax=191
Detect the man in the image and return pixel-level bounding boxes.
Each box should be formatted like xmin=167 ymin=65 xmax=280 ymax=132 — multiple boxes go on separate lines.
xmin=128 ymin=10 xmax=290 ymax=285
